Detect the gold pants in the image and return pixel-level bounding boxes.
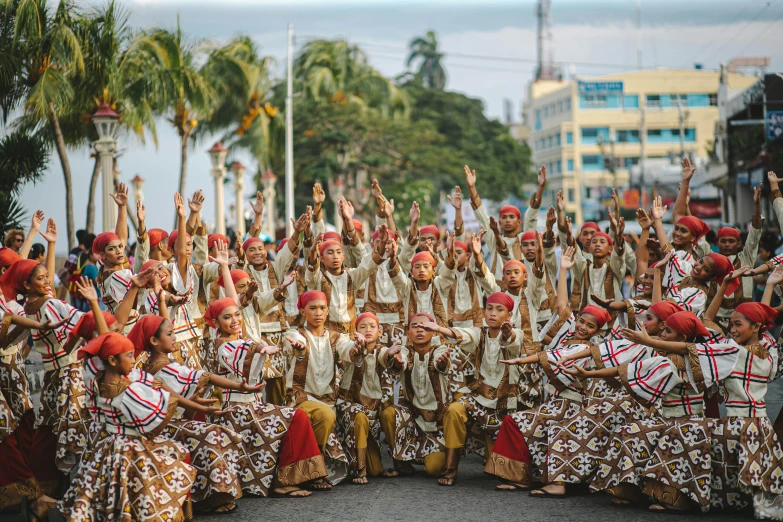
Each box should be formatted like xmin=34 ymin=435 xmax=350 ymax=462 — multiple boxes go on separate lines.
xmin=298 ymin=400 xmax=336 ymax=447
xmin=264 ymin=377 xmax=286 ymax=406
xmin=354 ymin=412 xmax=384 ymax=477
xmin=443 ymin=401 xmax=494 ymax=454
xmin=379 ymin=405 xmax=446 ymax=477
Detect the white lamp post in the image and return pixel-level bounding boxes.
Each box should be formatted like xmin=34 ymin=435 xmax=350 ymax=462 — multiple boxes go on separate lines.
xmin=231 ymin=161 xmax=247 ymax=238
xmin=92 ymin=103 xmax=120 ymax=232
xmin=131 ymin=174 xmax=144 ymax=204
xmin=261 ymin=169 xmax=278 ymax=238
xmin=209 ymin=142 xmax=228 ymax=235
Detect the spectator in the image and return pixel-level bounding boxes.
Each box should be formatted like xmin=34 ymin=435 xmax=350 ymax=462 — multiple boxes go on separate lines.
xmin=4 ymin=229 xmax=24 ymax=252
xmin=27 ymin=243 xmax=46 ymax=262
xmin=70 ymin=233 xmax=101 ymax=312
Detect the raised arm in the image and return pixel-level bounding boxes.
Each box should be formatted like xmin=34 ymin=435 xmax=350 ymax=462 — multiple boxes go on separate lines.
xmin=133 ymin=200 xmax=150 ymax=273
xmin=672 ymin=157 xmax=696 ymax=224
xmin=703 ymin=268 xmax=749 ymax=323
xmin=186 ymin=190 xmax=204 ymax=235
xmin=557 ymin=246 xmax=576 ymax=316
xmin=174 ymin=193 xmax=189 ymax=280
xmin=634 ymin=208 xmax=653 ymax=276
xmin=111 ymin=182 xmax=130 ymax=246
xmin=651 ymin=196 xmax=671 ymax=252
xmin=762 ymin=266 xmax=783 ymax=306
xmin=651 ymin=251 xmax=671 ymax=304
xmin=447 ymin=186 xmax=464 ymax=239
xmin=211 ymin=240 xmax=238 ymax=305
xmin=75 ymin=276 xmax=109 ymax=335
xmin=19 ymin=210 xmax=44 ymax=259
xmin=38 ymin=218 xmax=58 ymax=282
xmin=247 ymin=191 xmax=265 ymax=238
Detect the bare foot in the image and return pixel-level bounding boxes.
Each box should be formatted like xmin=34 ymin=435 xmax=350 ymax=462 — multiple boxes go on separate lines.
xmin=438 ymin=477 xmax=455 ymax=486
xmin=273 ymin=487 xmax=312 ymax=498
xmin=530 ymin=484 xmax=566 ymax=497
xmin=648 ymin=504 xmax=666 ymax=512
xmin=382 ymin=469 xmax=400 ymax=478
xmin=496 ymin=482 xmax=528 ymax=491
xmin=309 ymin=479 xmax=332 ymax=491
xmin=214 ymin=502 xmax=236 ymax=513
xmin=611 ymin=497 xmax=630 ymax=505
xmin=352 ymin=476 xmax=368 ymax=485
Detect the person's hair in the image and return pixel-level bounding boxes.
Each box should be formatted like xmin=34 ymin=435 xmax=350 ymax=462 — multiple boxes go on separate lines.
xmin=4 ymin=229 xmax=23 ymax=248
xmin=705 ymin=229 xmax=717 ymax=245
xmin=76 ymin=229 xmax=87 ymax=245
xmin=28 ymin=243 xmax=45 ymax=260
xmin=83 ymin=233 xmax=96 ymax=252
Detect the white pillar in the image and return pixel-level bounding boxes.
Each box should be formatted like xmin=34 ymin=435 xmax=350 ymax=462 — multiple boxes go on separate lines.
xmin=262 ymin=175 xmax=277 ymax=238
xmin=234 ymin=174 xmax=246 ymax=238
xmin=212 ymin=167 xmax=227 ymax=235
xmin=95 ymin=140 xmax=117 ymax=232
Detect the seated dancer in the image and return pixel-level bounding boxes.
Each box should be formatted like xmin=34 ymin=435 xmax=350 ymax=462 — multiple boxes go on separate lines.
xmin=58 ymin=333 xmax=210 ymax=522
xmin=379 ymin=313 xmax=452 ymax=478
xmin=283 ymin=289 xmax=360 ymax=488
xmin=484 ymin=247 xmax=612 ymax=491
xmin=426 ymin=292 xmax=522 ymax=486
xmin=336 ymin=312 xmax=395 ymax=484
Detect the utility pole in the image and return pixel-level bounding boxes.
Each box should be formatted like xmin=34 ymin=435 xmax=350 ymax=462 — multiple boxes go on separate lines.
xmin=285 ymin=23 xmax=294 ymax=235
xmin=677 ymin=100 xmax=687 ymax=157
xmin=636 ymin=0 xmax=643 ymax=70
xmin=639 ymin=105 xmax=646 ymax=206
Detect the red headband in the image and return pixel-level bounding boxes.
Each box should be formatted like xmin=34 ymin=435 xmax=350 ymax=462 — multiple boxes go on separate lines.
xmin=499 ymin=205 xmax=521 ymax=219
xmin=277 ymin=238 xmax=288 ymax=252
xmin=411 ymin=251 xmax=436 ymax=267
xmin=355 ymin=312 xmax=380 ymax=327
xmin=676 ymin=216 xmax=710 ymax=243
xmin=717 ymin=227 xmax=740 ymax=240
xmin=243 ymin=237 xmax=263 ymax=252
xmin=127 ymin=315 xmax=166 ymax=357
xmin=503 ymin=259 xmax=526 ymax=273
xmin=0 ymin=248 xmax=20 ymax=270
xmin=77 ymin=332 xmax=134 ymax=361
xmin=141 ymin=260 xmax=163 ymax=273
xmin=581 ymin=222 xmax=600 ymax=233
xmin=581 ymin=305 xmax=612 ymax=329
xmin=204 ymin=297 xmax=239 ymax=329
xmin=0 ymin=259 xmax=39 ymax=300
xmin=319 ymin=239 xmax=342 ymax=256
xmin=705 ymin=253 xmax=741 ymax=296
xmin=208 ymin=234 xmax=229 ymax=249
xmin=93 ymin=232 xmax=120 ymax=254
xmin=419 ymin=225 xmax=440 ymax=239
xmin=665 ymin=311 xmax=709 ymax=339
xmin=217 ymin=269 xmax=250 ymax=288
xmin=591 ymin=231 xmax=613 ymax=247
xmin=454 ymin=240 xmax=468 ymax=252
xmin=352 ymin=219 xmax=363 ymax=234
xmin=167 ymin=230 xmax=191 ymax=250
xmin=148 ymin=229 xmax=169 ymax=249
xmin=73 ymin=311 xmax=117 ymax=341
xmin=323 ymin=231 xmax=342 ymax=242
xmin=297 ymin=290 xmax=328 ymax=310
xmin=409 ymin=312 xmax=435 ymax=325
xmin=372 ymin=229 xmax=398 ymax=241
xmin=649 ymin=301 xmax=683 ymax=322
xmin=487 ymin=292 xmax=515 ymax=312
xmin=520 ymin=231 xmax=536 ymax=243
xmin=736 ymin=303 xmax=778 ymax=331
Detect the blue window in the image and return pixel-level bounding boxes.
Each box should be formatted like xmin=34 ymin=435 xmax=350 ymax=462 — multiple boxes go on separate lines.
xmin=580 ymin=94 xmax=622 ymax=109
xmin=548 ymin=136 xmax=553 ymax=148
xmin=623 ymin=157 xmax=639 ymax=168
xmin=556 ymin=160 xmax=562 ymax=173
xmin=566 ymin=99 xmax=572 ymax=111
xmin=617 ymin=130 xmax=640 ymax=143
xmin=543 ymin=106 xmax=549 ymax=118
xmin=535 ymin=109 xmax=542 ymax=131
xmin=566 ymin=131 xmax=573 ymax=145
xmin=646 ymin=94 xmax=661 ymax=108
xmin=623 ymin=95 xmax=639 ymax=108
xmin=582 ymin=155 xmax=604 ymax=172
xmin=687 ymin=94 xmax=709 ymax=107
xmin=567 ymin=159 xmax=574 ymax=171
xmin=557 ymin=101 xmax=563 ymax=113
xmin=581 ymin=127 xmax=610 ymax=144
xmin=556 ymin=134 xmax=561 ymax=146
xmin=646 ymin=128 xmax=697 ymax=143
xmin=568 ymin=189 xmax=575 ymax=202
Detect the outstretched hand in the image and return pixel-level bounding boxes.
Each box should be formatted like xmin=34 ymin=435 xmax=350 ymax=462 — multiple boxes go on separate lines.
xmin=110 ymin=182 xmax=129 ymax=207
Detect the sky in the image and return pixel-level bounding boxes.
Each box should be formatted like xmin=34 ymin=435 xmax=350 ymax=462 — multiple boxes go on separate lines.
xmin=17 ymin=0 xmax=783 ymax=252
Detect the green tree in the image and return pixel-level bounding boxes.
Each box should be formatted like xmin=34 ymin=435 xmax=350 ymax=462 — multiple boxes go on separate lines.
xmin=407 ymin=30 xmax=446 ymax=90
xmin=0 ymin=129 xmax=49 ymax=235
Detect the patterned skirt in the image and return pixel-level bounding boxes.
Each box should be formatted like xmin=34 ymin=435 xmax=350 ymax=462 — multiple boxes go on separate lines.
xmin=0 ymin=350 xmax=33 ymax=420
xmin=336 ymin=400 xmax=382 ymax=474
xmin=547 ymin=380 xmax=651 ymax=484
xmin=35 ymin=364 xmax=90 ymax=471
xmin=159 ymin=418 xmax=244 ymax=505
xmin=517 ymin=364 xmax=545 ymax=410
xmin=178 ymin=337 xmax=203 ymax=370
xmin=57 ymin=433 xmax=196 ymax=522
xmin=459 ymin=394 xmax=508 ymax=457
xmin=212 ymin=401 xmax=327 ymax=496
xmin=447 ymin=347 xmax=476 ymax=396
xmin=388 ymin=404 xmax=445 ymax=462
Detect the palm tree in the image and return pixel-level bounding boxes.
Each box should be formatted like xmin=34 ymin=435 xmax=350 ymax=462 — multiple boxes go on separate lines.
xmin=7 ymin=0 xmax=85 ymax=248
xmin=407 ymin=30 xmax=446 ymax=90
xmin=0 ymin=129 xmax=49 ymax=235
xmin=295 ymin=39 xmax=409 ymax=119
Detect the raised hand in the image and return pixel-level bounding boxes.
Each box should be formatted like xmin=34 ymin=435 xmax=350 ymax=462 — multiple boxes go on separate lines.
xmin=75 ymin=276 xmax=98 ymax=302
xmin=152 ymin=273 xmax=163 ymax=296
xmin=339 ymin=197 xmax=355 ymax=221
xmin=636 ymin=208 xmax=653 ymax=229
xmin=292 ymin=208 xmax=311 ymax=233
xmin=767 ymin=266 xmax=783 ymax=286
xmin=375 ymin=224 xmax=390 ymax=255
xmin=646 ymin=237 xmax=662 ymax=258
xmin=39 ymin=218 xmax=57 ymax=243
xmin=250 ymin=191 xmax=264 ymax=215
xmin=537 ymin=164 xmax=547 ymax=186
xmin=280 ymin=271 xmax=297 ymax=289
xmin=286 ymin=335 xmax=306 ymax=352
xmin=246 ymin=280 xmax=259 ymax=299
xmin=607 ymin=208 xmax=618 ymax=233
xmin=446 ymin=186 xmax=463 ymax=209
xmin=656 ymin=250 xmax=673 ymax=271
xmin=110 ymin=182 xmax=129 ymax=207
xmin=621 ymin=327 xmax=650 ymax=344
xmin=470 ymin=230 xmax=486 ymax=256
xmin=489 ymin=216 xmax=501 ymax=237
xmin=546 ymin=207 xmax=556 ymax=230
xmin=589 ymin=293 xmax=613 ymax=309
xmin=754 ymin=182 xmax=762 ymax=206
xmin=681 ymin=157 xmax=696 ymax=182
xmin=371 ymin=179 xmax=383 ymax=200
xmin=409 ymin=201 xmax=420 ymax=224
xmin=500 ymin=320 xmax=513 ymax=342
xmin=725 ymin=266 xmax=750 ymax=282
xmin=208 ymin=240 xmax=230 ymax=266
xmin=768 ymin=171 xmax=783 ymax=185
xmin=188 ymin=190 xmax=205 ymax=213
xmin=556 ymin=190 xmax=564 ymax=212
xmin=651 ymin=195 xmax=667 ymax=221
xmin=30 ymin=210 xmax=44 ymax=230
xmin=464 ymin=165 xmax=476 ymax=187
xmin=560 ymin=245 xmax=576 ymax=270
xmin=312 ymin=183 xmax=325 ymax=206
xmin=174 ymin=193 xmax=187 ymax=219
xmin=616 ymin=216 xmax=625 ymax=238
xmin=309 ymin=233 xmax=323 ymax=265
xmin=131 ymin=267 xmax=157 ymax=289
xmin=136 ymin=200 xmax=146 ymax=223
xmin=382 ymin=197 xmax=395 ymax=218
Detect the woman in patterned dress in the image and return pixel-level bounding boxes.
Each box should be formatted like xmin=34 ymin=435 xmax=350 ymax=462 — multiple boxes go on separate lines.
xmin=58 ymin=332 xmax=207 ymax=522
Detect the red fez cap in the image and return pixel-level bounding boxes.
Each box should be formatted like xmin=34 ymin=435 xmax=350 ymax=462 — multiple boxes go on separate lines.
xmin=487 ymin=292 xmax=515 ymax=312
xmin=419 ymin=225 xmax=440 ymax=239
xmin=499 ymin=205 xmax=521 ymax=219
xmin=411 ymin=251 xmax=436 ymax=267
xmin=581 ymin=305 xmax=612 ymax=329
xmin=297 ymin=290 xmax=327 ymax=310
xmin=148 ymin=229 xmax=169 ymax=249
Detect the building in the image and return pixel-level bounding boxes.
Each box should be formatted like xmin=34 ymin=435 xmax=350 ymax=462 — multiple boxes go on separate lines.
xmin=523 ymin=69 xmax=757 ymax=225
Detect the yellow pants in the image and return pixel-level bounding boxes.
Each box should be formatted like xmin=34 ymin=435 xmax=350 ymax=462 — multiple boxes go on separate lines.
xmin=298 ymin=400 xmax=336 ymax=447
xmin=264 ymin=377 xmax=286 ymax=406
xmin=354 ymin=412 xmax=384 ymax=477
xmin=443 ymin=401 xmax=494 ymax=454
xmin=380 ymin=405 xmax=446 ymax=477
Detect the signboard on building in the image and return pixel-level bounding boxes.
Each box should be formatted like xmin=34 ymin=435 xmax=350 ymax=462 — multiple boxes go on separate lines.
xmin=768 ymin=111 xmax=783 ymax=141
xmin=578 ymin=81 xmax=624 ymax=94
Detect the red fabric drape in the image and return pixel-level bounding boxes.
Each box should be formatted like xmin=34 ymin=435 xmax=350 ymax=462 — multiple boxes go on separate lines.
xmin=277 ymin=409 xmax=323 ymax=467
xmin=491 ymin=416 xmax=532 ymax=466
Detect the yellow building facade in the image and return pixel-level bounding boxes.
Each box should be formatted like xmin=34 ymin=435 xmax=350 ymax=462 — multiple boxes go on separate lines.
xmin=524 ymin=69 xmax=757 ymax=225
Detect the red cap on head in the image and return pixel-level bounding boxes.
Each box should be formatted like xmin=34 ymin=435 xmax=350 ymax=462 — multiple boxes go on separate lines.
xmin=0 ymin=259 xmax=39 ymax=300
xmin=581 ymin=222 xmax=600 ymax=233
xmin=73 ymin=311 xmax=117 ymax=341
xmin=127 ymin=314 xmax=167 ymax=357
xmin=499 ymin=205 xmax=521 ymax=219
xmin=217 ymin=269 xmax=250 ymax=288
xmin=319 ymin=240 xmax=342 ymax=256
xmin=419 ymin=225 xmax=440 ymax=239
xmin=297 ymin=290 xmax=328 ymax=310
xmin=676 ymin=216 xmax=710 ymax=243
xmin=93 ymin=232 xmax=120 ymax=254
xmin=355 ymin=312 xmax=380 ymax=327
xmin=520 ymin=231 xmax=537 ymax=243
xmin=323 ymin=231 xmax=342 ymax=242
xmin=665 ymin=311 xmax=710 ymax=339
xmin=352 ymin=219 xmax=363 ymax=234
xmin=736 ymin=302 xmax=778 ymax=331
xmin=148 ymin=229 xmax=169 ymax=249
xmin=141 ymin=260 xmax=163 ymax=274
xmin=502 ymin=259 xmax=526 ymax=273
xmin=649 ymin=301 xmax=683 ymax=322
xmin=167 ymin=230 xmax=191 ymax=250
xmin=77 ymin=332 xmax=134 ymax=361
xmin=243 ymin=237 xmax=263 ymax=252
xmin=705 ymin=253 xmax=741 ymax=296
xmin=208 ymin=234 xmax=229 ymax=249
xmin=590 ymin=231 xmax=613 ymax=247
xmin=454 ymin=240 xmax=468 ymax=253
xmin=0 ymin=248 xmax=20 ymax=270
xmin=580 ymin=305 xmax=612 ymax=329
xmin=486 ymin=292 xmax=515 ymax=312
xmin=204 ymin=297 xmax=239 ymax=329
xmin=408 ymin=312 xmax=435 ymax=325
xmin=717 ymin=227 xmax=740 ymax=240
xmin=411 ymin=251 xmax=436 ymax=267
xmin=277 ymin=238 xmax=289 ymax=252
xmin=372 ymin=229 xmax=398 ymax=241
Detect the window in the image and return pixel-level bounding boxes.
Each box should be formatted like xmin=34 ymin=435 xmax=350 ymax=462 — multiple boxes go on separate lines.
xmin=543 ymin=106 xmax=549 ymax=118
xmin=556 ymin=160 xmax=562 ymax=173
xmin=582 ymin=155 xmax=604 ymax=171
xmin=647 ymin=129 xmax=662 ymax=137
xmin=566 ymin=132 xmax=573 ymax=145
xmin=551 ymin=103 xmax=556 ymax=115
xmin=548 ymin=136 xmax=553 ymax=148
xmin=582 ymin=94 xmax=608 ymax=108
xmin=647 ymin=94 xmax=661 ymax=108
xmin=709 ymin=93 xmax=718 ymax=106
xmin=617 ymin=130 xmax=640 ymax=143
xmin=623 ymin=157 xmax=639 ymax=168
xmin=623 ymin=95 xmax=640 ymax=109
xmin=582 ymin=128 xmax=598 ymax=138
xmin=556 ymin=134 xmax=561 ymax=146
xmin=568 ymin=189 xmax=575 ymax=202
xmin=581 ymin=127 xmax=610 ymax=144
xmin=558 ymin=101 xmax=563 ymax=113
xmin=670 ymin=93 xmax=687 ymax=106
xmin=566 ymin=99 xmax=572 ymax=111
xmin=567 ymin=159 xmax=574 ymax=171
xmin=585 ymin=187 xmax=592 ymax=198
xmin=535 ymin=109 xmax=542 ymax=131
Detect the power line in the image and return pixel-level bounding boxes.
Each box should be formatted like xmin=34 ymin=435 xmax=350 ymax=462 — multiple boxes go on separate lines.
xmin=683 ymin=0 xmax=763 ymax=67
xmin=366 ymin=51 xmax=532 ymax=73
xmin=701 ymin=0 xmax=776 ymax=65
xmin=734 ymin=8 xmax=783 ymax=57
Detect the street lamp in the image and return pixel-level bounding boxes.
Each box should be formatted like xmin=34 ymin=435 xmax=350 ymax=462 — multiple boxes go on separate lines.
xmin=209 ymin=142 xmax=228 ymax=235
xmin=261 ymin=170 xmax=278 ymax=238
xmin=230 ymin=161 xmax=247 ymax=238
xmin=92 ymin=103 xmax=120 ymax=232
xmin=131 ymin=174 xmax=144 ymax=204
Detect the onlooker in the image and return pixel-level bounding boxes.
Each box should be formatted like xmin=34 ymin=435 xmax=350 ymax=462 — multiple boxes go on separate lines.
xmin=27 ymin=243 xmax=46 ymax=262
xmin=4 ymin=229 xmax=24 ymax=252
xmin=71 ymin=233 xmax=101 ymax=312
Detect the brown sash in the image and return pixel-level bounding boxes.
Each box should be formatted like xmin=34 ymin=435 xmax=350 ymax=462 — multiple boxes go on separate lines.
xmin=447 ymin=270 xmax=483 ymax=327
xmin=320 ymin=268 xmax=356 ymax=337
xmin=569 ymin=258 xmax=618 ymax=324
xmin=337 ymin=347 xmax=385 ymax=412
xmin=408 ymin=280 xmax=448 ymax=328
xmin=468 ymin=327 xmax=514 ymax=410
xmin=364 ymin=268 xmax=405 ymax=324
xmin=402 ymin=345 xmax=447 ymax=428
xmin=288 ymin=327 xmax=342 ymax=406
xmin=285 ymin=267 xmax=307 ymax=329
xmin=508 ymin=288 xmax=538 ymax=356
xmin=245 ymin=264 xmax=287 ymax=331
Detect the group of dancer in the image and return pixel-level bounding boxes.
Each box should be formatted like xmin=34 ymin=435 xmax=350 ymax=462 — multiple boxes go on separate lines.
xmin=2 ymin=159 xmax=783 ymax=520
